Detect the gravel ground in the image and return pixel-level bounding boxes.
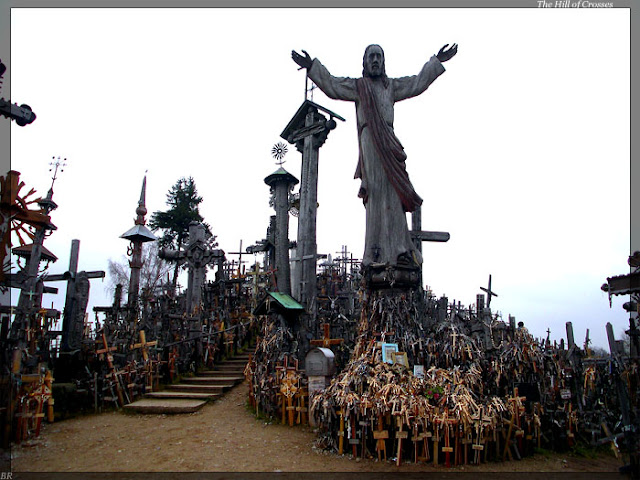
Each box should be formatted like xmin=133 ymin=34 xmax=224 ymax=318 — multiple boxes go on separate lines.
xmin=9 ymin=381 xmax=622 ymax=473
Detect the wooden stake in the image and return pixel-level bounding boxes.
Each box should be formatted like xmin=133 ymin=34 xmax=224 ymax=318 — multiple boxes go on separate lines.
xmin=374 ymin=414 xmax=388 ymax=461
xmin=338 ymin=409 xmax=345 ymax=455
xmin=396 ymin=416 xmax=408 ymax=466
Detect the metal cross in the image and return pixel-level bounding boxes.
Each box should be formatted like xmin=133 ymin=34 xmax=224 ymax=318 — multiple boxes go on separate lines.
xmin=49 ymin=156 xmax=67 ymax=190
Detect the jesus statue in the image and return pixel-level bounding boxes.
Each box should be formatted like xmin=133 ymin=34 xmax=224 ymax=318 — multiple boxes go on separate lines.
xmin=292 ymin=43 xmax=457 ymax=273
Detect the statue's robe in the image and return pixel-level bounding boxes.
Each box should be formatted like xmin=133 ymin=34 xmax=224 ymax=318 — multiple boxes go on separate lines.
xmin=307 ymin=56 xmax=445 ymax=267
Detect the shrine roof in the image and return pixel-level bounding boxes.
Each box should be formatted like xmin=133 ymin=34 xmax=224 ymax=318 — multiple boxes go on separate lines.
xmin=253 ymin=292 xmax=304 ymax=315
xmin=602 ymin=270 xmax=640 ymax=296
xmin=12 ymin=243 xmax=58 ymax=263
xmin=280 ymin=99 xmax=345 ymax=141
xmin=120 ymin=224 xmax=157 ymax=243
xmin=264 ymin=167 xmax=299 ymax=187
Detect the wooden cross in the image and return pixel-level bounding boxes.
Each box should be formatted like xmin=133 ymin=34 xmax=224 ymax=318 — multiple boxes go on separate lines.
xmin=295 ymin=386 xmax=308 ymax=425
xmin=310 ymin=323 xmax=343 ymax=349
xmin=373 ymin=413 xmax=388 ymax=461
xmin=480 ymin=274 xmax=498 ymax=309
xmin=439 ymin=409 xmax=456 ymax=468
xmin=395 ymin=416 xmax=409 ymax=466
xmin=471 ymin=406 xmax=488 ymax=464
xmin=97 ymin=332 xmax=124 ymax=406
xmin=503 ymin=387 xmax=526 ymax=461
xmin=130 ymin=330 xmax=157 ymax=362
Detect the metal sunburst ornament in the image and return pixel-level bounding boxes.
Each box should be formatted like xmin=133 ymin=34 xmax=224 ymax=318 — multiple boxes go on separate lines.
xmin=271 ymin=142 xmax=288 ymax=166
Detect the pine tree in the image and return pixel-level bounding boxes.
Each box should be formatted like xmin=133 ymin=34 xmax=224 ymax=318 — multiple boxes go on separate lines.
xmin=148 ymin=177 xmax=211 ymax=290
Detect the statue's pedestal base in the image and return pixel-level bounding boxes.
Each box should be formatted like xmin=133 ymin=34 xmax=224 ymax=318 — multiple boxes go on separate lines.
xmin=363 ymin=263 xmax=421 ymax=290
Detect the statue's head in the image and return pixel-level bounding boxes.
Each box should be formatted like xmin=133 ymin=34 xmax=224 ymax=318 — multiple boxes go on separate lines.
xmin=362 ymin=44 xmax=386 ymax=79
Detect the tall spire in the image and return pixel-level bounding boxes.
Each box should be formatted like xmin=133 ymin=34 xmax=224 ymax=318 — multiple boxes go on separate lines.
xmin=135 ymin=171 xmax=148 ymax=226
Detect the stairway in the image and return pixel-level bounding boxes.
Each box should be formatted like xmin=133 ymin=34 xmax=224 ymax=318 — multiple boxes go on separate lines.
xmin=124 ymin=350 xmax=250 ymax=414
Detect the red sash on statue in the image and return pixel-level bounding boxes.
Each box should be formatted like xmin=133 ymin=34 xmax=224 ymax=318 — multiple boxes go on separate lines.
xmin=354 ymin=76 xmax=423 ymax=213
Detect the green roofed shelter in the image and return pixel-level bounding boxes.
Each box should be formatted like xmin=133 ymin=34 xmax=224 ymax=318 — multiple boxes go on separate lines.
xmin=253 ymin=291 xmax=304 ymax=316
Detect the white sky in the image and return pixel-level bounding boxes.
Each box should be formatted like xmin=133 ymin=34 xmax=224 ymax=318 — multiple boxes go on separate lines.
xmin=8 ymin=7 xmax=631 ymax=349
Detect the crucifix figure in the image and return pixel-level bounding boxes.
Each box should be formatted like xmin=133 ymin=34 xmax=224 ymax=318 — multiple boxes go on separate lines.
xmin=292 ymin=43 xmax=457 ymax=273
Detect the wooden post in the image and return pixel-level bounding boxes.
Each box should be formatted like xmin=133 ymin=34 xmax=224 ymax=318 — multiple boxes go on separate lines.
xmin=433 ymin=410 xmax=440 ymax=466
xmin=395 ymin=416 xmax=408 ymax=466
xmin=350 ymin=414 xmax=358 ymax=457
xmin=566 ymin=321 xmax=575 ymax=349
xmin=374 ymin=414 xmax=388 ymax=461
xmin=441 ymin=409 xmax=454 ymax=468
xmin=338 ymin=409 xmax=345 ymax=455
xmin=44 ymin=369 xmax=54 ymax=423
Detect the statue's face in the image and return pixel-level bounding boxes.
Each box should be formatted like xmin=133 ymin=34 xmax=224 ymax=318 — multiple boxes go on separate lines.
xmin=364 ymin=45 xmax=384 ymax=77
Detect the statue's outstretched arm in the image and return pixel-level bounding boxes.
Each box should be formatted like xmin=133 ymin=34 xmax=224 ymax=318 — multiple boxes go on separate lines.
xmin=436 ymin=43 xmax=458 ymax=63
xmin=292 ymin=49 xmax=312 ymax=69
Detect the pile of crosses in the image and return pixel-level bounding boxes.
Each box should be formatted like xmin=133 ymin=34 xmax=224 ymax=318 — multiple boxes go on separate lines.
xmin=1 ymin=171 xmax=262 ymax=442
xmin=245 ymin=312 xmax=310 ymax=425
xmin=86 ymin=261 xmax=258 ymax=411
xmin=307 ymin=288 xmax=639 ymax=466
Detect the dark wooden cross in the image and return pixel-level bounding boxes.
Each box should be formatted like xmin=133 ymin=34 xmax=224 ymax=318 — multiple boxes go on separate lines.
xmin=45 ymin=239 xmax=105 ymax=351
xmin=479 ymin=274 xmax=498 ymax=309
xmin=410 ymin=206 xmax=449 ymax=286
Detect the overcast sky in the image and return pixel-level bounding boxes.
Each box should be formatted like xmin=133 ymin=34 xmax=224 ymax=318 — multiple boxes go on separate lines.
xmin=7 ymin=7 xmax=631 ymax=349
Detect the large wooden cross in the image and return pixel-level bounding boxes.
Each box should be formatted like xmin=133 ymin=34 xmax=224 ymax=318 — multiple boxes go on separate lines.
xmin=160 ymin=222 xmax=224 ymax=312
xmin=44 ymin=239 xmax=105 ymax=351
xmin=410 ymin=206 xmax=449 ymax=287
xmin=310 ymin=323 xmax=343 ymax=349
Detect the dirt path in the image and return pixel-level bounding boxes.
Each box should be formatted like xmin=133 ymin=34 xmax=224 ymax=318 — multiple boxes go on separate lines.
xmin=10 ymin=381 xmax=621 ymax=473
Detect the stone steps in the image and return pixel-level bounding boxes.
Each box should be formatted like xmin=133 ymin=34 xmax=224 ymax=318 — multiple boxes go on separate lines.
xmin=123 ymin=398 xmax=207 ymax=414
xmin=184 ymin=376 xmax=245 ymax=385
xmin=144 ymin=391 xmax=221 ymax=401
xmin=123 ymin=347 xmax=252 ymax=415
xmin=165 ymin=383 xmax=231 ymax=394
